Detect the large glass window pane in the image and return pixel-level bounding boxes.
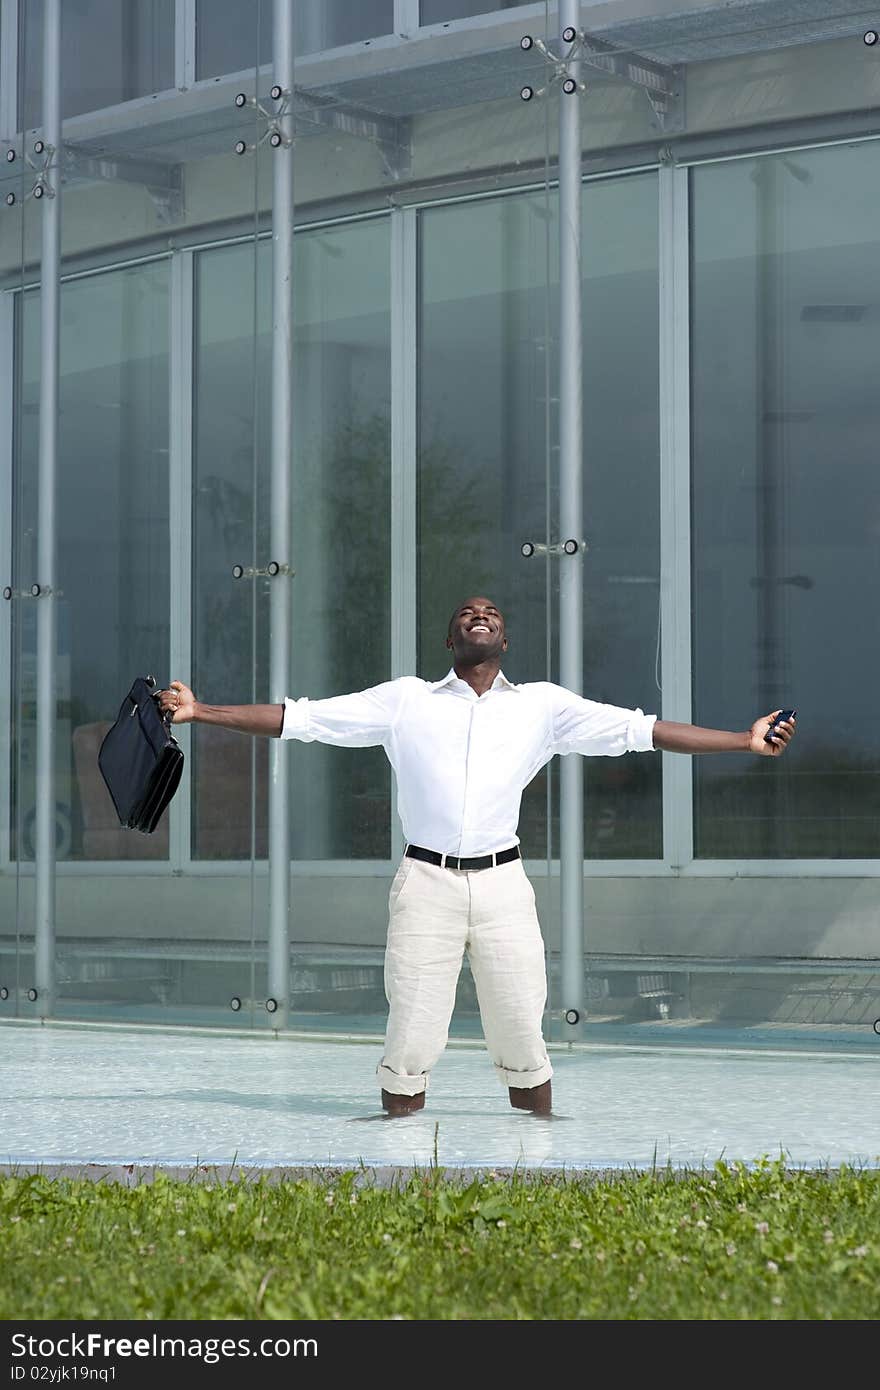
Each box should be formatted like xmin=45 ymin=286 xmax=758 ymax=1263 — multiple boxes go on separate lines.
xmin=15 ymin=262 xmax=170 ymax=862
xmin=691 ymin=144 xmax=880 ymax=857
xmin=192 ymin=220 xmax=391 ymax=860
xmin=19 ymin=0 xmax=174 ymax=128
xmin=419 ymin=176 xmax=660 ymax=862
xmin=195 ymin=0 xmax=394 ymax=79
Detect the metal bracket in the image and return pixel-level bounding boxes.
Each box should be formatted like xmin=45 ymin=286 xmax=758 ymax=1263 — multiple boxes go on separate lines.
xmin=229 ymin=995 xmax=279 ymax=1013
xmin=519 ymin=30 xmax=587 ymax=103
xmin=233 ymin=81 xmax=409 ymax=180
xmin=63 ymin=143 xmax=184 ymax=223
xmin=2 ymin=137 xmax=184 ymax=221
xmin=289 ymin=88 xmax=410 ymax=182
xmin=232 ymin=84 xmax=294 ymax=157
xmin=2 ymin=137 xmax=57 ymax=205
xmin=520 ymin=26 xmax=684 ymax=133
xmin=520 ymin=539 xmax=585 ymax=558
xmin=231 ymin=561 xmax=294 ymax=580
xmin=3 ymin=582 xmax=62 ymax=599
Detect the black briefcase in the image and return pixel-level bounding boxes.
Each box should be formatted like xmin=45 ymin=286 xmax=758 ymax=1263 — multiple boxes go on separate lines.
xmin=97 ymin=675 xmax=184 ymax=833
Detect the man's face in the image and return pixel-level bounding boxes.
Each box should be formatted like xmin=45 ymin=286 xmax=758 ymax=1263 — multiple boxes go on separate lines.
xmin=446 ymin=597 xmax=508 ymax=663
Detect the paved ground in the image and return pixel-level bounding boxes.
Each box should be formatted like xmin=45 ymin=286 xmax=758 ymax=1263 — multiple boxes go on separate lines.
xmin=1 ymin=1020 xmax=878 ymax=1177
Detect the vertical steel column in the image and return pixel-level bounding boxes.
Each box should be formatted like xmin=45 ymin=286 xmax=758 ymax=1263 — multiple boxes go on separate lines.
xmin=34 ymin=0 xmax=61 ymax=1018
xmin=389 ymin=207 xmax=418 ymax=868
xmin=658 ymin=160 xmax=694 ymax=871
xmin=267 ymin=0 xmax=294 ymax=1026
xmin=558 ymin=0 xmax=585 ymax=1031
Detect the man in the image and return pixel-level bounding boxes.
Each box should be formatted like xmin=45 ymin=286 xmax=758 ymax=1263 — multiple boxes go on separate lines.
xmin=158 ymin=596 xmax=796 ymax=1118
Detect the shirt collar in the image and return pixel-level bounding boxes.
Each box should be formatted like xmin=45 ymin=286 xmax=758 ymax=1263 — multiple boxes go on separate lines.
xmin=429 ymin=668 xmax=520 ymax=694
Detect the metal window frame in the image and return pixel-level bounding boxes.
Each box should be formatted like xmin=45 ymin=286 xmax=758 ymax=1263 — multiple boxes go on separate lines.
xmin=0 ymin=0 xmax=18 ymax=141
xmin=394 ymin=0 xmax=420 ymax=39
xmin=5 ymin=130 xmax=880 ymax=882
xmin=174 ymin=0 xmax=196 ymax=91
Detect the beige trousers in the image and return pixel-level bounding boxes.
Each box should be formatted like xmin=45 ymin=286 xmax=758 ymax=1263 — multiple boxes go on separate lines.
xmin=376 ymin=854 xmax=553 ymax=1097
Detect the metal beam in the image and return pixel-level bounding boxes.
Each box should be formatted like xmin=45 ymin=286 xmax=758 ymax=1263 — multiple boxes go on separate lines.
xmin=390 ymin=206 xmax=417 ymax=867
xmin=169 ymin=249 xmax=193 ymax=875
xmin=0 ymin=290 xmax=13 ymax=873
xmin=558 ymin=0 xmax=585 ymax=1036
xmin=267 ymin=0 xmax=295 ymax=1029
xmin=658 ymin=158 xmax=694 ymax=871
xmin=34 ymin=0 xmax=61 ymax=1018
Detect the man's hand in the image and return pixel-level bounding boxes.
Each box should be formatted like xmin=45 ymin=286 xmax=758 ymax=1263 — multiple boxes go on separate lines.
xmin=750 ymin=709 xmax=797 ymax=756
xmin=154 ymin=684 xmax=284 ymax=736
xmin=156 ymin=681 xmax=196 ymax=724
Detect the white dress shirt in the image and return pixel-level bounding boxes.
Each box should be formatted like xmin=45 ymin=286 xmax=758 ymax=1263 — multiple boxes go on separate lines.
xmin=281 ymin=670 xmax=657 ymax=857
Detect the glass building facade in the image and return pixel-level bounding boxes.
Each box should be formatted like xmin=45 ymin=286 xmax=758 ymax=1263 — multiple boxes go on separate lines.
xmin=1 ymin=0 xmax=879 ymax=1045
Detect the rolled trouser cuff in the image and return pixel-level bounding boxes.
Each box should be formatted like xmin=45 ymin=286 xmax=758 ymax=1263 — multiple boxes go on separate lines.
xmin=494 ymin=1059 xmax=554 ymax=1088
xmin=376 ymin=1063 xmax=428 ymax=1096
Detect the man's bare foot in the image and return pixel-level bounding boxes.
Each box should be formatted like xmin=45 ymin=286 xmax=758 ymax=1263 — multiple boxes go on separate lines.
xmin=381 ymin=1089 xmax=426 ymax=1117
xmin=508 ymin=1080 xmax=552 ymax=1115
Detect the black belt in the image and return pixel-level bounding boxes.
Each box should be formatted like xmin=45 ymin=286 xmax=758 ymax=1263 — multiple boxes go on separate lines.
xmin=405 ymin=843 xmax=521 ymax=872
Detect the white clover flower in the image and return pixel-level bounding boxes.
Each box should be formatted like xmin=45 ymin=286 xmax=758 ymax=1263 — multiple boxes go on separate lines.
xmin=726 ymin=1242 xmax=737 ymax=1257
xmin=823 ymin=1230 xmax=834 ymax=1245
xmin=634 ymin=1239 xmax=646 ymax=1255
xmin=850 ymin=1245 xmax=868 ymax=1258
xmin=382 ymin=1233 xmax=392 ymax=1243
xmin=695 ymin=1219 xmax=708 ymax=1230
xmin=755 ymin=1221 xmax=769 ymax=1235
xmin=570 ymin=1238 xmax=582 ymax=1250
xmin=766 ymin=1260 xmax=778 ymax=1274
xmin=176 ymin=1228 xmax=187 ymax=1237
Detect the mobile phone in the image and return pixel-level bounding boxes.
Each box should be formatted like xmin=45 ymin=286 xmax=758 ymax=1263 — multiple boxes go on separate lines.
xmin=764 ymin=708 xmax=797 ymax=743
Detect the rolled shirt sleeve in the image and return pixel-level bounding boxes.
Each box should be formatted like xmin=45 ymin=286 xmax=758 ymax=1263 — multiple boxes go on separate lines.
xmin=280 ymin=679 xmax=404 ymax=749
xmin=549 ymin=686 xmax=657 ymax=757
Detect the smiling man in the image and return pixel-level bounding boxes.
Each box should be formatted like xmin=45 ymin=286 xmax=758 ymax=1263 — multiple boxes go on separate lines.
xmin=158 ymin=596 xmax=796 ymax=1118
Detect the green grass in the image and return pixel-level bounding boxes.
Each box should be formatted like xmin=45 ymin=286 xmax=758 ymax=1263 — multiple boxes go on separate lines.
xmin=2 ymin=1157 xmax=879 ymax=1320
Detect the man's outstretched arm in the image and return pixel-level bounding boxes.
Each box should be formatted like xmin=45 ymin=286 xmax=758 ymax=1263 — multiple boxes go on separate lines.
xmin=157 ymin=682 xmax=284 ymax=736
xmin=653 ymin=711 xmax=796 ymax=757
